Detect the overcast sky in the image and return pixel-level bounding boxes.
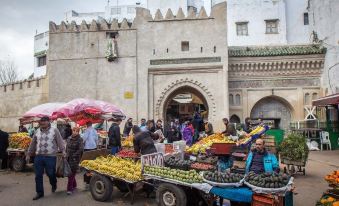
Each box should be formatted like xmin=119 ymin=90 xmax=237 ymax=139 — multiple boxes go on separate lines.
xmin=0 ymin=0 xmax=107 ymax=79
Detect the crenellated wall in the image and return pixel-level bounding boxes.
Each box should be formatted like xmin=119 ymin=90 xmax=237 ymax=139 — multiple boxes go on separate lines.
xmin=0 ymin=77 xmax=48 ymax=132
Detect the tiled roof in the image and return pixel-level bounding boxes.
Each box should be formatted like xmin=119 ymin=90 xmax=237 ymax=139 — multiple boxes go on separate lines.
xmin=228 ymin=45 xmax=326 ymax=57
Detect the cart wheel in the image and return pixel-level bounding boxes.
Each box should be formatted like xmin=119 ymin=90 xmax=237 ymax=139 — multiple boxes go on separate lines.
xmin=89 ymin=174 xmax=113 ymax=202
xmin=113 ymin=179 xmax=129 ymax=193
xmin=12 ymin=157 xmax=25 ymax=172
xmin=156 ymin=183 xmax=187 ymax=206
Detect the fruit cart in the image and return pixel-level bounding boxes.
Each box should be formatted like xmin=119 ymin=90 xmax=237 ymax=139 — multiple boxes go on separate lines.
xmin=7 ymin=148 xmax=29 ymax=172
xmin=281 ymin=158 xmax=306 ymax=176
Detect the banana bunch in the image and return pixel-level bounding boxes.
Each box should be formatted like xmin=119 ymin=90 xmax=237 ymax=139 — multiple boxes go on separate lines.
xmin=80 ymin=155 xmax=143 ymax=182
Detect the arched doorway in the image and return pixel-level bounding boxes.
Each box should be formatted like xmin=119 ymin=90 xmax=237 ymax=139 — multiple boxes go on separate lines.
xmin=250 ymin=96 xmax=292 ymax=130
xmin=230 ymin=114 xmax=241 ymax=123
xmin=163 ymin=86 xmax=209 ymax=122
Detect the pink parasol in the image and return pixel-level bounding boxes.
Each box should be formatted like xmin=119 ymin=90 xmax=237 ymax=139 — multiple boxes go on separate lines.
xmin=20 ymin=102 xmax=65 ymax=124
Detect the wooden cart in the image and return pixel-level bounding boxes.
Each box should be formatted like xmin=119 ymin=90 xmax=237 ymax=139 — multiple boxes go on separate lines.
xmin=7 ymin=148 xmax=29 ymax=172
xmin=281 ymin=158 xmax=306 ymax=176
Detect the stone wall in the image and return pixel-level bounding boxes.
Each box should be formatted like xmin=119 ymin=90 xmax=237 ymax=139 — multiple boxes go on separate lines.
xmin=0 ymin=77 xmax=48 ymax=132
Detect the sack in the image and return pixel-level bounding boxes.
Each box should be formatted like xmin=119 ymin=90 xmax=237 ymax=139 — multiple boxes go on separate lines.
xmin=63 ymin=159 xmax=72 ymax=177
xmin=56 ymin=156 xmax=64 ymax=178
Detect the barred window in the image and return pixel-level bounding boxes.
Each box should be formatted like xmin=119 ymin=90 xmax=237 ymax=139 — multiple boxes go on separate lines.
xmin=236 ymin=22 xmax=248 ymax=36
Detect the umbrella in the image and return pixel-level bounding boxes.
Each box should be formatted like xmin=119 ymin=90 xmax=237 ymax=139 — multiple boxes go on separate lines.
xmin=20 ymin=102 xmax=65 ymax=124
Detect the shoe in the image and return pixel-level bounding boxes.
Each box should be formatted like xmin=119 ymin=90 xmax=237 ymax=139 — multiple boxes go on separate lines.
xmin=67 ymin=191 xmax=72 ymax=195
xmin=33 ymin=194 xmax=44 ymax=200
xmin=52 ymin=185 xmax=57 ymax=193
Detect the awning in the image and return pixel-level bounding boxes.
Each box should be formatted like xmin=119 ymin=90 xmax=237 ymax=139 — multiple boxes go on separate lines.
xmin=312 ymin=93 xmax=339 ymax=107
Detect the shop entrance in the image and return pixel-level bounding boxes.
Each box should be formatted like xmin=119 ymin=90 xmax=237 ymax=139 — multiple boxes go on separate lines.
xmin=250 ymin=96 xmax=292 ymax=130
xmin=163 ymin=86 xmax=209 ymax=122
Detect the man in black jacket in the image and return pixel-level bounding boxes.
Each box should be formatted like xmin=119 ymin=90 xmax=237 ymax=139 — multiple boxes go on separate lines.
xmin=123 ymin=118 xmax=133 ymax=137
xmin=0 ymin=129 xmax=9 ymax=169
xmin=108 ymin=118 xmax=122 ymax=155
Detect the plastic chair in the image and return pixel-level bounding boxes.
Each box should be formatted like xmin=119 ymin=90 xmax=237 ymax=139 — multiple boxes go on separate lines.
xmin=320 ymin=131 xmax=331 ymax=151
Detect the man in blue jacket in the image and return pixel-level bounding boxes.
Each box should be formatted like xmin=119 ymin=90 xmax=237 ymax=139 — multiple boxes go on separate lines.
xmin=245 ymin=138 xmax=279 ymax=174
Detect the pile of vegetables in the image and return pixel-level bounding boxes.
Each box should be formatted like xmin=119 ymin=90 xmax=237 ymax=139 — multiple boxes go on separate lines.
xmin=278 ymin=133 xmax=309 ymax=161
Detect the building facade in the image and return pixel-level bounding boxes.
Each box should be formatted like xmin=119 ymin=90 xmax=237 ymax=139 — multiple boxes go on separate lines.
xmin=0 ymin=3 xmax=327 ymax=133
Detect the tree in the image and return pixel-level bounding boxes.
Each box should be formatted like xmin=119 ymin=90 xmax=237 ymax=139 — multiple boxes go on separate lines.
xmin=0 ymin=60 xmax=18 ymax=85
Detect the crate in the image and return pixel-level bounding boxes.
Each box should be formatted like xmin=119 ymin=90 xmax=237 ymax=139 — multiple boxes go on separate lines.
xmin=252 ymin=194 xmax=284 ymax=206
xmin=210 ymin=143 xmax=236 ymax=155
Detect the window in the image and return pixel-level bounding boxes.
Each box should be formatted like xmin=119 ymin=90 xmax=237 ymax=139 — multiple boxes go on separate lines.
xmin=265 ymin=20 xmax=278 ymax=34
xmin=312 ymin=92 xmax=318 ymax=100
xmin=304 ymin=93 xmax=310 ymax=105
xmin=37 ymin=55 xmax=46 ymax=67
xmin=236 ymin=22 xmax=248 ymax=36
xmin=304 ymin=13 xmax=309 ymax=25
xmin=181 ymin=41 xmax=189 ymax=51
xmin=229 ymin=94 xmax=234 ymax=105
xmin=36 ymin=80 xmax=40 ymax=87
xmin=235 ymin=94 xmax=241 ymax=105
xmin=213 ymin=46 xmax=216 ymax=53
xmin=111 ymin=7 xmax=121 ymax=15
xmin=127 ymin=7 xmax=135 ymax=14
xmin=106 ymin=32 xmax=118 ymax=39
xmin=200 ymin=47 xmax=203 ymax=53
xmin=166 ymin=48 xmax=169 ymax=53
xmin=28 ymin=81 xmax=31 ymax=88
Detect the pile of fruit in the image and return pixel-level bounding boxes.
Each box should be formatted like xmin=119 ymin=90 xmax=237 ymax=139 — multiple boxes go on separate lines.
xmin=9 ymin=133 xmax=31 ymax=149
xmin=245 ymin=171 xmax=290 ymax=188
xmin=203 ymin=171 xmax=244 ymax=183
xmin=190 ymin=162 xmax=214 ymax=171
xmin=186 ymin=133 xmax=235 ymax=155
xmin=117 ymin=149 xmax=139 ymax=158
xmin=325 ymin=170 xmax=339 ymax=185
xmin=237 ymin=126 xmax=267 ymax=146
xmin=122 ymin=135 xmax=134 ymax=147
xmin=317 ymin=196 xmax=339 ymax=206
xmin=80 ymin=156 xmax=142 ymax=182
xmin=165 ymin=156 xmax=192 ymax=170
xmin=144 ymin=166 xmax=203 ymax=184
xmin=165 ymin=144 xmax=174 ymax=154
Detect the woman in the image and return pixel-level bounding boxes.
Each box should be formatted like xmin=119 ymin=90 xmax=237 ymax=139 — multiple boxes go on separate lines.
xmin=66 ymin=127 xmax=84 ymax=195
xmin=132 ymin=125 xmax=157 ymax=155
xmin=182 ymin=121 xmax=193 ymax=146
xmin=205 ymin=122 xmax=214 ymax=136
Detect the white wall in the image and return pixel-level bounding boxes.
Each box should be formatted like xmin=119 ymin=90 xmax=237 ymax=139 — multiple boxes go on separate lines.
xmin=284 ymin=0 xmax=310 ymax=44
xmin=33 ymin=32 xmax=48 ymax=77
xmin=309 ymin=0 xmax=339 ymax=94
xmin=227 ymin=0 xmax=287 ymax=46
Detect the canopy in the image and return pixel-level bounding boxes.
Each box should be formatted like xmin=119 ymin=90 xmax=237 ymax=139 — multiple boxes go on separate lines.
xmin=312 ymin=93 xmax=339 ymax=107
xmin=20 ymin=102 xmax=65 ymax=123
xmin=52 ymin=98 xmax=125 ymax=125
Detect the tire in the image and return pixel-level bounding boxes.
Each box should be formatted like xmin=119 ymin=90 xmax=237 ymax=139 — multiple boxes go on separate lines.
xmin=156 ymin=183 xmax=187 ymax=206
xmin=113 ymin=179 xmax=129 ymax=193
xmin=89 ymin=174 xmax=113 ymax=202
xmin=12 ymin=157 xmax=25 ymax=172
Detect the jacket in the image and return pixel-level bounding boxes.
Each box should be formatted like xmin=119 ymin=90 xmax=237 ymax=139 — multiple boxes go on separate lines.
xmin=108 ymin=123 xmax=121 ymax=147
xmin=133 ymin=131 xmax=157 ymax=155
xmin=0 ymin=130 xmax=9 ymax=159
xmin=66 ymin=135 xmax=84 ymax=172
xmin=245 ymin=149 xmax=279 ymax=174
xmin=123 ymin=122 xmax=133 ymax=136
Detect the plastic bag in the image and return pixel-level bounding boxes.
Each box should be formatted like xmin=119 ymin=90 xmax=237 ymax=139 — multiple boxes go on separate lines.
xmin=63 ymin=159 xmax=72 ymax=177
xmin=56 ymin=156 xmax=64 ymax=178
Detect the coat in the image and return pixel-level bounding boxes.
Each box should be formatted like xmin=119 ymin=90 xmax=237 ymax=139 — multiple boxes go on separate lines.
xmin=245 ymin=149 xmax=279 ymax=174
xmin=0 ymin=130 xmax=9 ymax=159
xmin=133 ymin=131 xmax=157 ymax=155
xmin=123 ymin=122 xmax=133 ymax=136
xmin=66 ymin=135 xmax=84 ymax=172
xmin=108 ymin=123 xmax=121 ymax=147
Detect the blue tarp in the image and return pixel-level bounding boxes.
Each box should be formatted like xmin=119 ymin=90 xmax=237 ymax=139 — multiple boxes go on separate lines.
xmin=210 ymin=187 xmax=253 ymax=203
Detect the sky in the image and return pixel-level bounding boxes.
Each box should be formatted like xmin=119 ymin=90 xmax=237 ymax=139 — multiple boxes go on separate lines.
xmin=0 ymin=0 xmax=107 ymax=79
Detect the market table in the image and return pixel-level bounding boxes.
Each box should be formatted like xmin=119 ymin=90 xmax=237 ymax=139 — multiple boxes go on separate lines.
xmin=209 ymin=187 xmax=253 ymax=203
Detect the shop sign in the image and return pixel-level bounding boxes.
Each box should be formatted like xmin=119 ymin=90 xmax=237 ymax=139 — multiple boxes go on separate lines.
xmin=124 ymin=91 xmax=134 ymax=99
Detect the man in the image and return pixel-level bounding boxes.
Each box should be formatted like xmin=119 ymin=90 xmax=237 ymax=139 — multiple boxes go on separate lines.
xmin=108 ymin=117 xmax=122 ymax=154
xmin=242 ymin=117 xmax=252 ymax=133
xmin=123 ymin=118 xmax=133 ymax=137
xmin=18 ymin=124 xmax=28 ymax=133
xmin=155 ymin=119 xmax=163 ymax=133
xmin=82 ymin=121 xmax=98 ymax=151
xmin=139 ymin=118 xmax=147 ymax=131
xmin=221 ymin=118 xmax=237 ymax=136
xmin=245 ymin=138 xmax=279 ymax=174
xmin=192 ymin=112 xmax=204 ymax=143
xmin=26 ymin=116 xmax=66 ymax=200
xmin=132 ymin=126 xmax=157 ymax=155
xmin=0 ymin=129 xmax=9 ymax=170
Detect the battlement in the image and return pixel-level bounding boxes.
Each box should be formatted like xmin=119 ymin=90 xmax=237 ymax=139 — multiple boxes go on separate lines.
xmin=50 ymin=2 xmax=226 ymax=33
xmin=0 ymin=76 xmax=46 ymax=93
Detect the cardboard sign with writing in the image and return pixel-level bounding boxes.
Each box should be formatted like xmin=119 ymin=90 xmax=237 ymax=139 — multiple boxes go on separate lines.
xmin=141 ymin=152 xmax=164 ymax=169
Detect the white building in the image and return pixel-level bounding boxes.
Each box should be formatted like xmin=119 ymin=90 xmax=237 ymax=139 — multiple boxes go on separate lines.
xmin=308 ymin=0 xmax=339 ymax=94
xmin=33 ymin=31 xmax=48 ymax=77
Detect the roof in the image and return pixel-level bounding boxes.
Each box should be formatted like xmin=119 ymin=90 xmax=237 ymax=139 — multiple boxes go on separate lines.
xmin=228 ymin=45 xmax=326 ymax=57
xmin=312 ymin=93 xmax=339 ymax=107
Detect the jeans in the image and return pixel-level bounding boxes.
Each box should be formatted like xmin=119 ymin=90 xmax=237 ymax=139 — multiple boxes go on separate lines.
xmin=34 ymin=155 xmax=57 ymax=195
xmin=67 ymin=172 xmax=77 ymax=192
xmin=111 ymin=146 xmax=120 ymax=155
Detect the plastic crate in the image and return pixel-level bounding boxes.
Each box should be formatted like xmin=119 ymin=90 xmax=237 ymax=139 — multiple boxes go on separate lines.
xmin=210 ymin=143 xmax=236 ymax=155
xmin=252 ymin=194 xmax=284 ymax=206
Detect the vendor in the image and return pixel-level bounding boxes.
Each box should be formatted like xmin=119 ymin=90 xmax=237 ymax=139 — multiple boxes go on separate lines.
xmin=221 ymin=118 xmax=236 ymax=136
xmin=132 ymin=125 xmax=158 ymax=155
xmin=245 ymin=139 xmax=279 ymax=174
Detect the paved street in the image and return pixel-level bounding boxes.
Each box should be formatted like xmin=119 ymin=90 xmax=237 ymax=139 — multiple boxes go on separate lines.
xmin=1 ymin=151 xmax=338 ymax=206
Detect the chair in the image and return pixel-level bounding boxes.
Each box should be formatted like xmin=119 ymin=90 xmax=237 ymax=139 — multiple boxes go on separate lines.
xmin=320 ymin=131 xmax=331 ymax=151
